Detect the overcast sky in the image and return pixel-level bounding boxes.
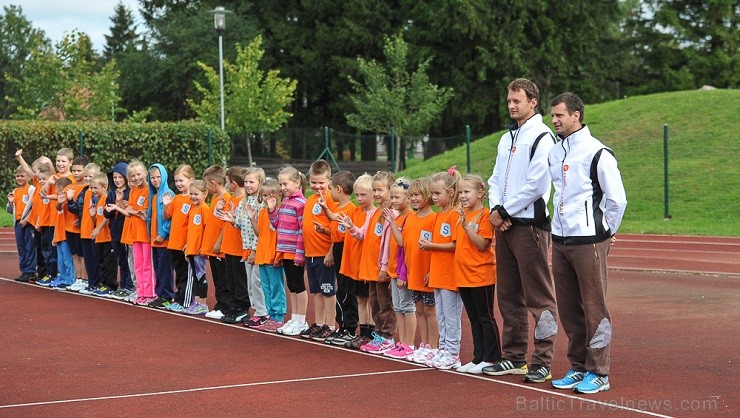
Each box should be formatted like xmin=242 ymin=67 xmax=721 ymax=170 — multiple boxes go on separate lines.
xmin=1 ymin=0 xmax=142 ymax=52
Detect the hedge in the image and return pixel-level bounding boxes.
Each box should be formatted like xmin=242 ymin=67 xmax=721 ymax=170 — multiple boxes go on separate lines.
xmin=0 ymin=120 xmax=230 ymax=196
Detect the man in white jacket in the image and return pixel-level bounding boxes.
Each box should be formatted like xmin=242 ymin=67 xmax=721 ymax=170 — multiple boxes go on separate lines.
xmin=484 ymin=79 xmax=558 ymax=384
xmin=548 ymin=92 xmax=627 ymax=394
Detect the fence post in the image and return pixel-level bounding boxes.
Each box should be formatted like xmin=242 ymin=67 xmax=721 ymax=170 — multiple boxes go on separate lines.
xmin=79 ymin=130 xmax=84 ymax=157
xmin=207 ymin=128 xmax=213 ymax=166
xmin=663 ymin=123 xmax=670 ymax=219
xmin=390 ymin=127 xmax=396 ymax=172
xmin=466 ymin=125 xmax=471 ymax=173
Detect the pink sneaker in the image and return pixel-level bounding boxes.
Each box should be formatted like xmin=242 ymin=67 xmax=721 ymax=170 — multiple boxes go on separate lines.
xmin=384 ymin=343 xmax=414 ymax=359
xmin=258 ymin=319 xmax=284 ymax=332
xmin=364 ymin=334 xmax=395 ymax=354
xmin=360 ymin=332 xmax=384 ymax=352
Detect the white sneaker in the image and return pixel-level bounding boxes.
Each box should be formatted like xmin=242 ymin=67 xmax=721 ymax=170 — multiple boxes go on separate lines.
xmin=67 ymin=279 xmax=86 ymax=292
xmin=276 ymin=319 xmax=294 ymax=334
xmin=282 ymin=321 xmax=308 ymax=336
xmin=411 ymin=344 xmax=432 ymax=364
xmin=467 ymin=361 xmax=493 ymax=375
xmin=205 ymin=310 xmax=224 ymax=319
xmin=424 ymin=348 xmax=444 ymax=367
xmin=458 ymin=361 xmax=476 ymax=373
xmin=125 ymin=291 xmax=138 ymax=302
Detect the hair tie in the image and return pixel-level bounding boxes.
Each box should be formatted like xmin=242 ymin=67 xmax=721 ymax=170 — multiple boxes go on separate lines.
xmin=397 ymin=180 xmax=410 ymax=190
xmin=447 ymin=165 xmax=457 ymax=175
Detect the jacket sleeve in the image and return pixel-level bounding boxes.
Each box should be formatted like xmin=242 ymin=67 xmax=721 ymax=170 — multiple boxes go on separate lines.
xmin=103 ymin=191 xmax=116 ymax=220
xmin=597 ymin=151 xmax=628 ymax=234
xmin=502 ymin=133 xmax=554 ymax=216
xmin=67 ymin=187 xmax=85 ymax=216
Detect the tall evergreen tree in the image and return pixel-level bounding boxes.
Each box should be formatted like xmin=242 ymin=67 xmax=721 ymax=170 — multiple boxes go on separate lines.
xmin=103 ymin=2 xmax=139 ymax=61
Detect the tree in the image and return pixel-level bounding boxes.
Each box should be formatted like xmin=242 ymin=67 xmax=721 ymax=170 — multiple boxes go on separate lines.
xmin=345 ymin=33 xmax=453 ymax=172
xmin=189 ymin=35 xmax=297 ymax=166
xmin=103 ymin=1 xmax=139 ymax=61
xmin=5 ymin=30 xmax=122 ymax=121
xmin=0 ymin=5 xmax=49 ymax=118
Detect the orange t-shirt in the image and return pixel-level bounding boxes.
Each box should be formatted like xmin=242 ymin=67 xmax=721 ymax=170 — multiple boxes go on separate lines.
xmin=65 ymin=184 xmax=85 ymax=233
xmin=12 ymin=185 xmax=31 ymax=221
xmin=428 ymin=209 xmax=459 ymax=291
xmin=387 ymin=211 xmax=411 ymax=278
xmin=94 ymin=196 xmax=112 ymax=243
xmin=186 ymin=202 xmax=208 ymax=256
xmin=53 ymin=201 xmax=66 ymax=244
xmin=80 ymin=188 xmax=95 ymax=239
xmin=200 ymin=192 xmax=230 ymax=257
xmin=221 ymin=194 xmax=245 ymax=256
xmin=37 ymin=194 xmax=55 ymax=228
xmin=454 ymin=207 xmax=496 ymax=287
xmin=166 ymin=194 xmax=192 ymax=251
xmin=254 ymin=207 xmax=278 ymax=265
xmin=126 ymin=185 xmax=149 ymax=244
xmin=357 ymin=208 xmax=384 ymax=282
xmin=330 ymin=201 xmax=355 ymax=243
xmin=302 ymin=193 xmax=338 ymax=257
xmin=340 ymin=205 xmax=367 ymax=280
xmin=403 ymin=211 xmax=436 ymax=292
xmin=28 ymin=184 xmax=41 ymax=228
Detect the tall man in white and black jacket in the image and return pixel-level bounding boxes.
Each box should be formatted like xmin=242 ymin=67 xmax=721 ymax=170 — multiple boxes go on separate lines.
xmin=484 ymin=78 xmax=558 ymax=384
xmin=548 ymin=92 xmax=627 ymax=394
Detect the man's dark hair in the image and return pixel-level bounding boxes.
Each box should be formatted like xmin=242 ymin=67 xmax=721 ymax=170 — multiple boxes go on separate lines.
xmin=508 ymin=78 xmax=540 ymax=102
xmin=551 ymin=92 xmax=585 ymax=122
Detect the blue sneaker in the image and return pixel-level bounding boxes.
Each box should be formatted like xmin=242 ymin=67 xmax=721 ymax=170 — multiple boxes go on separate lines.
xmin=167 ymin=302 xmax=185 ymax=312
xmin=573 ymin=371 xmax=610 ymax=394
xmin=36 ymin=275 xmax=53 ymax=287
xmin=552 ymin=370 xmax=586 ymax=389
xmin=93 ymin=286 xmax=113 ymax=297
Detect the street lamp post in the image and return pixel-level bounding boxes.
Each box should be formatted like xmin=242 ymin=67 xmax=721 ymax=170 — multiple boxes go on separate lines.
xmin=211 ymin=6 xmax=227 ymax=132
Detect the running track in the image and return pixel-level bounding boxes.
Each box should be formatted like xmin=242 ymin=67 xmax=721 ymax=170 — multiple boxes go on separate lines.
xmin=0 ymin=230 xmax=737 ymax=416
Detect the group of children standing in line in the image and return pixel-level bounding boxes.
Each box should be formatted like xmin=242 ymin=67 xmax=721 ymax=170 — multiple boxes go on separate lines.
xmin=8 ymin=149 xmax=501 ymax=373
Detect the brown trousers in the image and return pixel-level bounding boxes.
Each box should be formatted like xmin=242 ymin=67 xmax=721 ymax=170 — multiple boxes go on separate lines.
xmin=496 ymin=225 xmax=557 ymax=366
xmin=369 ymin=281 xmax=397 ymax=339
xmin=552 ymin=239 xmax=612 ymax=375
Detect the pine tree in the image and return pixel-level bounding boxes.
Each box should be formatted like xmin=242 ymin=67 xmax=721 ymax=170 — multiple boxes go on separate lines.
xmin=103 ymin=2 xmax=138 ymax=61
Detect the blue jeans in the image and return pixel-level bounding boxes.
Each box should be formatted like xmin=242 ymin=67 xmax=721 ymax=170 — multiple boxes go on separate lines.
xmin=56 ymin=240 xmax=75 ymax=285
xmin=14 ymin=221 xmax=36 ymax=274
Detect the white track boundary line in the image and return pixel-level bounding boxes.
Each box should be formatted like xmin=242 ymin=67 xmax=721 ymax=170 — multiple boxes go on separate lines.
xmin=0 ymin=277 xmax=678 ymax=416
xmin=0 ymin=369 xmax=432 ymax=410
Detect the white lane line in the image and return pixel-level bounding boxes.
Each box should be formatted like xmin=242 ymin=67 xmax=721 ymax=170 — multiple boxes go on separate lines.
xmin=449 ymin=372 xmax=675 ymax=418
xmin=0 ymin=369 xmax=433 ymax=409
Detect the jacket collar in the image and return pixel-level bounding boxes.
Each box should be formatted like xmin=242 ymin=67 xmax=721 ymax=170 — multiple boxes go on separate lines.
xmin=559 ymin=124 xmax=590 ymax=145
xmin=508 ymin=113 xmax=542 ymax=135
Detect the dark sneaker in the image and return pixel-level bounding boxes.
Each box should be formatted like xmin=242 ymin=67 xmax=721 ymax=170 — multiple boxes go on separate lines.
xmin=301 ymin=323 xmax=322 ymax=339
xmin=573 ymin=372 xmax=610 ymax=394
xmin=147 ymin=297 xmax=171 ymax=309
xmin=323 ymin=328 xmax=342 ymax=344
xmin=552 ymin=370 xmax=586 ymax=389
xmin=524 ymin=364 xmax=552 ymax=383
xmin=331 ymin=329 xmax=356 ymax=346
xmin=310 ymin=325 xmax=333 ymax=341
xmin=15 ymin=273 xmax=33 ymax=282
xmin=221 ymin=310 xmax=249 ymax=324
xmin=243 ymin=315 xmax=269 ymax=328
xmin=482 ymin=359 xmax=529 ymax=376
xmin=346 ymin=334 xmax=373 ymax=350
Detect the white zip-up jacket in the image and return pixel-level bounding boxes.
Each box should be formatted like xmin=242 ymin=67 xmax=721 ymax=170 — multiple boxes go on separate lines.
xmin=487 ymin=114 xmax=555 ymax=228
xmin=548 ymin=125 xmax=627 ymax=244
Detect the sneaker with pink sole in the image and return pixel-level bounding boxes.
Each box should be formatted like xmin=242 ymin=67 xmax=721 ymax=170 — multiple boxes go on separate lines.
xmin=384 ymin=343 xmax=414 ymax=359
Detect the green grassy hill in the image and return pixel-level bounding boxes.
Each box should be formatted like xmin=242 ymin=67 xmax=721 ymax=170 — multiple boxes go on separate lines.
xmin=400 ymin=89 xmax=739 ymax=236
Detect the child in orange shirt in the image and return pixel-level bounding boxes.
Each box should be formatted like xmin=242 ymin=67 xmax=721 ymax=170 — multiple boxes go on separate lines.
xmin=66 ymin=157 xmax=88 ymax=286
xmin=162 ymin=165 xmax=195 ymax=312
xmin=319 ymin=171 xmax=357 ymax=345
xmin=454 ymin=174 xmax=501 ymax=375
xmin=50 ymin=177 xmax=76 ymax=289
xmin=182 ymin=180 xmax=210 ymax=315
xmin=201 ymin=165 xmax=232 ymax=319
xmin=6 ymin=166 xmax=36 ymax=282
xmin=125 ymin=161 xmax=154 ymax=305
xmin=397 ymin=177 xmax=439 ymax=364
xmin=67 ymin=162 xmax=98 ymax=292
xmin=248 ymin=179 xmax=286 ymax=331
xmin=104 ymin=163 xmax=133 ymax=299
xmin=382 ymin=178 xmax=417 ymax=359
xmin=89 ymin=173 xmax=118 ymax=295
xmin=421 ymin=167 xmax=463 ymax=369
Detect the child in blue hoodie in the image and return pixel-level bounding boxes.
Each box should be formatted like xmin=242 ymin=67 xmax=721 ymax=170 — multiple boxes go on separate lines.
xmin=104 ymin=162 xmax=134 ymax=300
xmin=147 ymin=163 xmax=175 ymax=308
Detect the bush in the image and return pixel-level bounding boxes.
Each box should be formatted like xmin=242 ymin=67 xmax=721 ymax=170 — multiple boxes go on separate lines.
xmin=0 ymin=121 xmax=230 ymax=194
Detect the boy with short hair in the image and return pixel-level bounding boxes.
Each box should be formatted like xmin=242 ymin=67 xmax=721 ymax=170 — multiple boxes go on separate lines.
xmin=89 ymin=173 xmax=119 ymax=296
xmin=300 ymin=160 xmax=339 ymax=340
xmin=201 ymin=165 xmax=233 ymax=319
xmin=68 ymin=163 xmax=100 ymax=292
xmin=49 ymin=177 xmax=76 ymax=289
xmin=33 ymin=165 xmax=58 ymax=286
xmin=6 ymin=166 xmax=36 ymax=282
xmin=66 ymin=156 xmax=89 ymax=289
xmin=321 ymin=171 xmax=359 ymax=345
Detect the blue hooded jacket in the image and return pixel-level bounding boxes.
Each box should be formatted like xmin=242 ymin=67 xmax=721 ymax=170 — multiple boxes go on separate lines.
xmin=146 ymin=163 xmax=172 ymax=241
xmin=104 ymin=162 xmax=129 ymax=241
